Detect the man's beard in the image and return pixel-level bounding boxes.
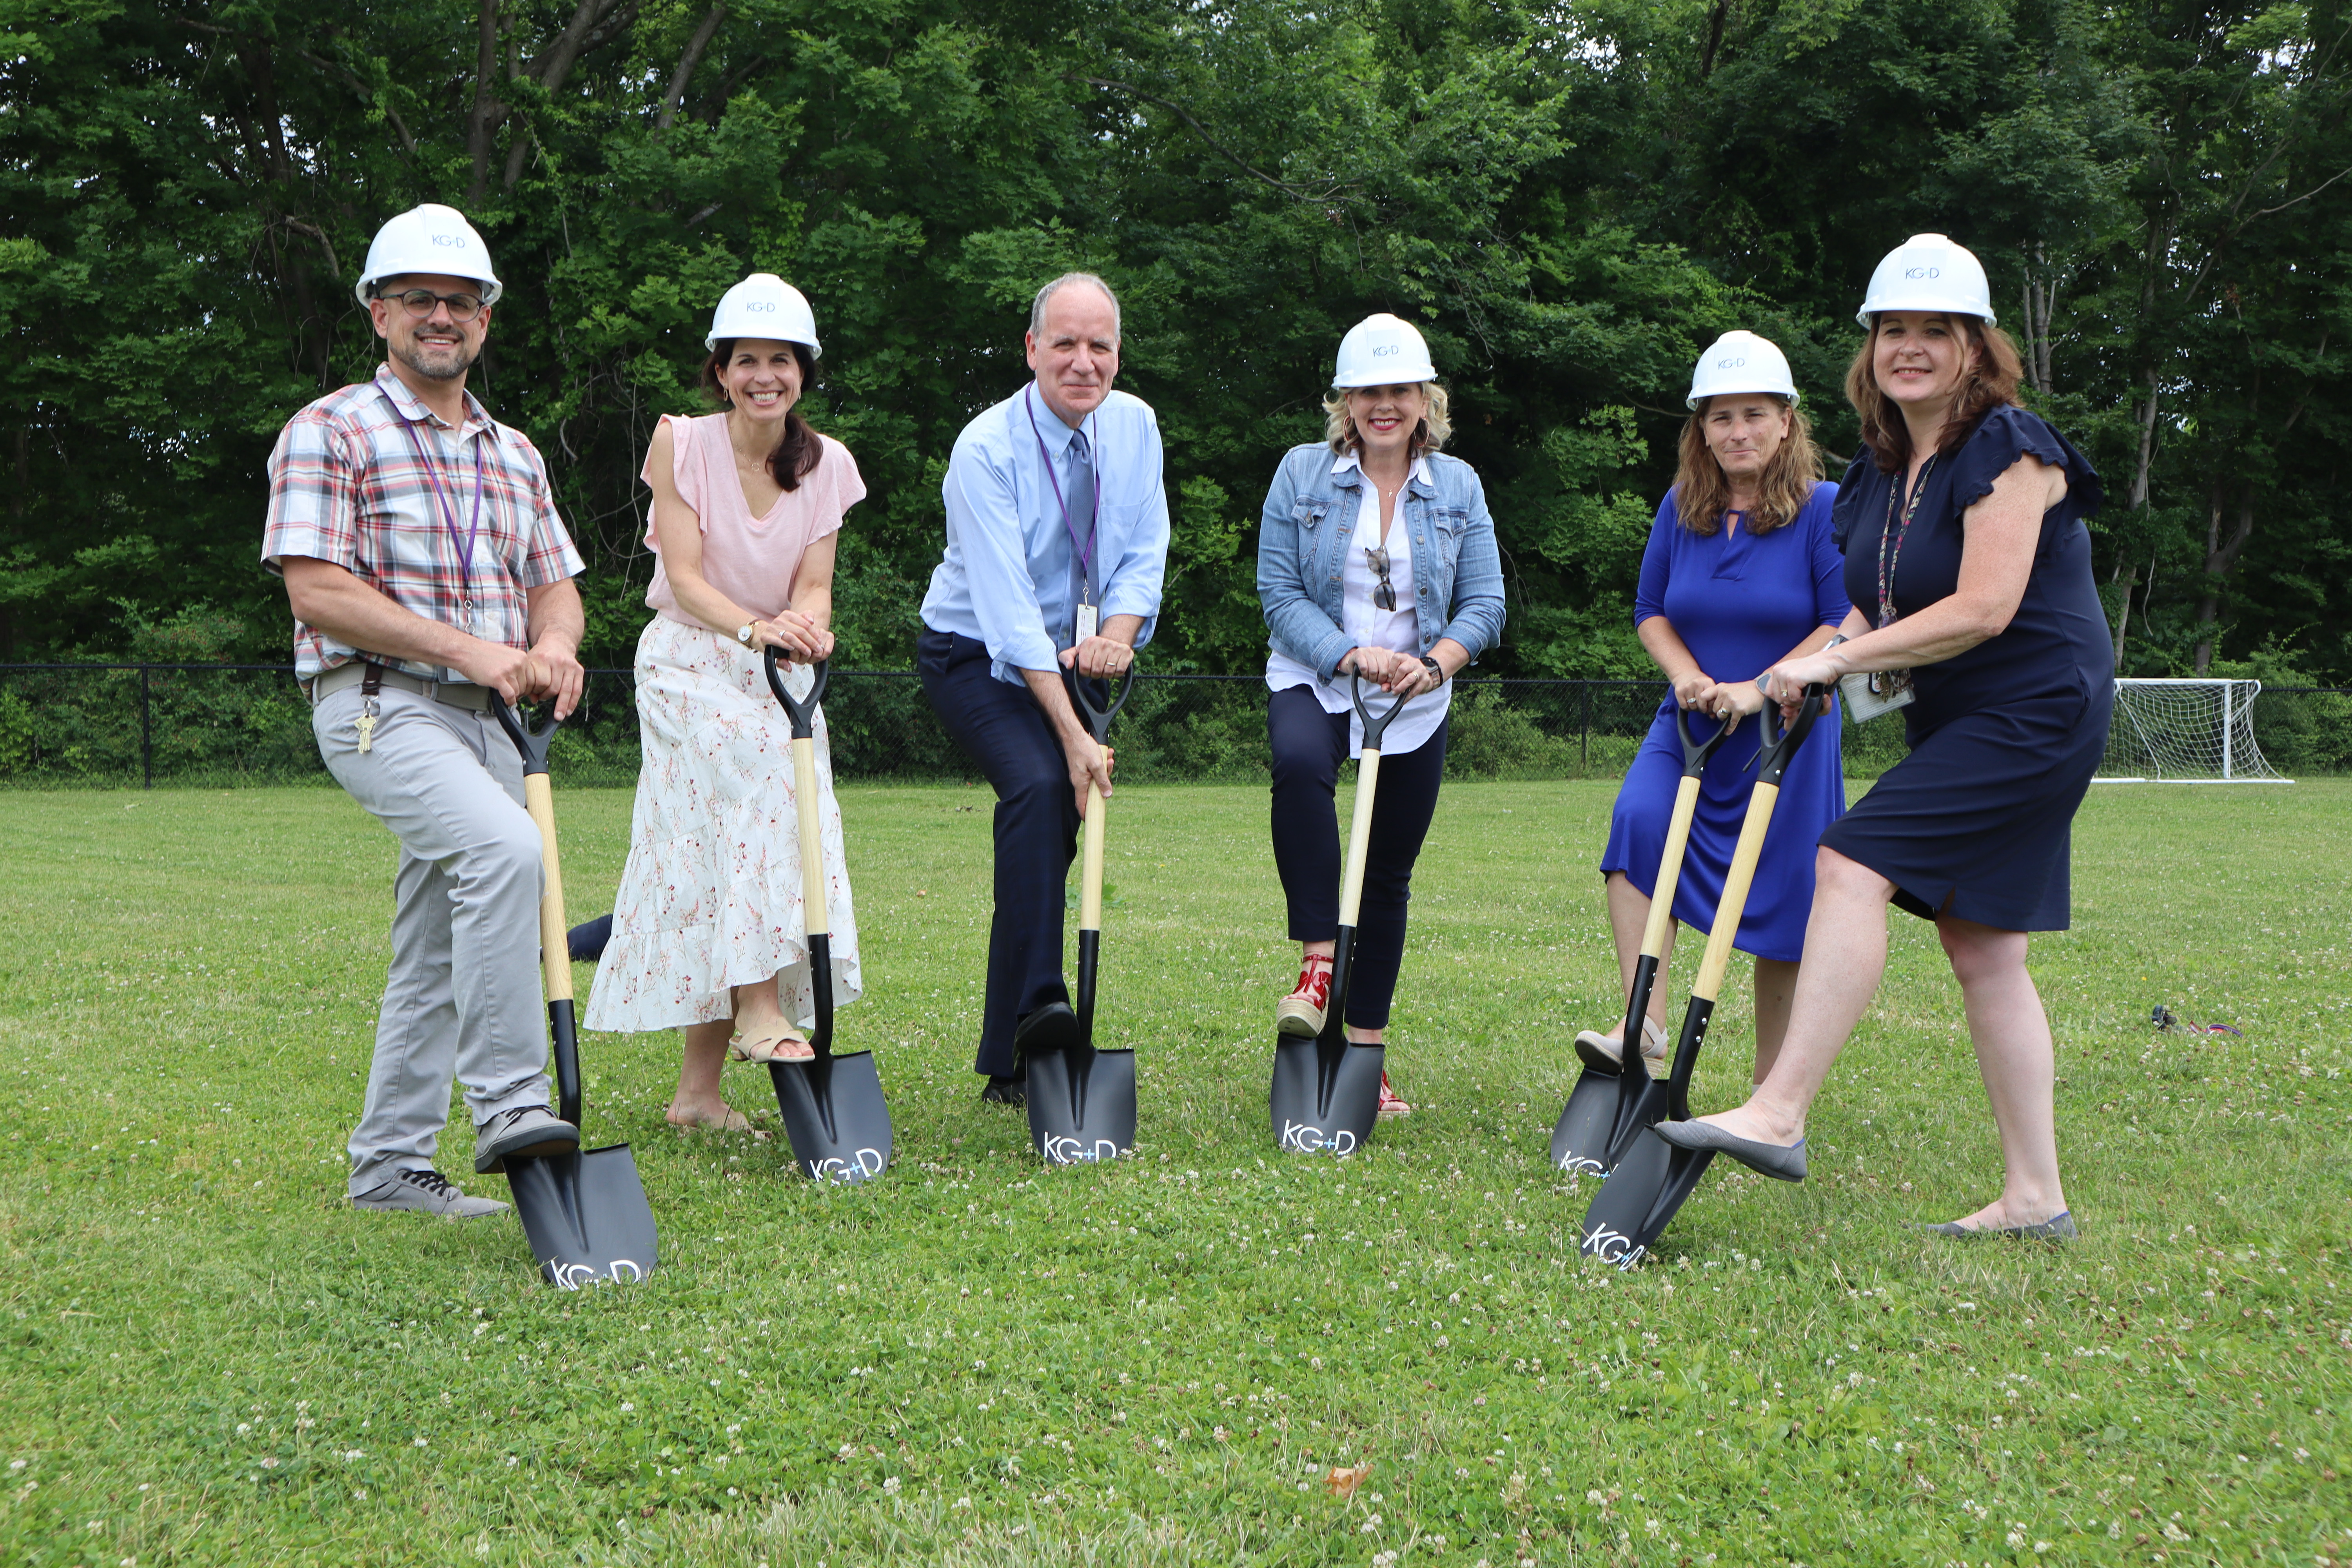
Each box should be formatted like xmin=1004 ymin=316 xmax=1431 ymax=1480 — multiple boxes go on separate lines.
xmin=394 ymin=335 xmax=480 ymax=382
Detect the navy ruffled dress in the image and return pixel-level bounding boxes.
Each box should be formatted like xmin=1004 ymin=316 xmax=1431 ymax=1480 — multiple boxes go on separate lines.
xmin=1821 ymin=405 xmax=2113 ymax=931
xmin=1600 ymin=482 xmax=1850 ymax=964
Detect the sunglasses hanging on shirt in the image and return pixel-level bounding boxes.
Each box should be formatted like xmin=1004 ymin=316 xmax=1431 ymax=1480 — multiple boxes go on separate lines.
xmin=1363 ymin=546 xmax=1397 ymax=611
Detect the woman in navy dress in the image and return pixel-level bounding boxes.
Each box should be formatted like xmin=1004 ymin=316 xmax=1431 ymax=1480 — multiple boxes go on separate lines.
xmin=1585 ymin=332 xmax=1847 ymax=1079
xmin=1660 ymin=236 xmax=2111 ymax=1241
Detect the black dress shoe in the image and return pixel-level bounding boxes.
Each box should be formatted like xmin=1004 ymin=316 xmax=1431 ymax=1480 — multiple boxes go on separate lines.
xmin=1651 ymin=1120 xmax=1808 ymax=1182
xmin=980 ymin=1074 xmax=1026 ymax=1107
xmin=1013 ymin=1001 xmax=1080 ymax=1058
xmin=1920 ymin=1210 xmax=2076 ymax=1241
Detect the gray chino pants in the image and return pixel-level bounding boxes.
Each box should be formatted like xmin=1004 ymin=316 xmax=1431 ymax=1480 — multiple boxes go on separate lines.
xmin=314 ymin=682 xmax=554 ymax=1196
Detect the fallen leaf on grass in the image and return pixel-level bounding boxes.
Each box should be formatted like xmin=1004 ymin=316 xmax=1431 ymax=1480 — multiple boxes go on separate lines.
xmin=1326 ymin=1459 xmax=1372 ymax=1499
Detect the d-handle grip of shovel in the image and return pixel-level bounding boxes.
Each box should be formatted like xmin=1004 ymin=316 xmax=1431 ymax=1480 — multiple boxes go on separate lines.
xmin=492 ymin=692 xmax=564 ymax=778
xmin=764 ymin=648 xmax=831 ymax=740
xmin=1062 ymin=660 xmax=1136 ymax=745
xmin=1748 ymin=683 xmax=1830 ymax=788
xmin=1348 ymin=672 xmax=1414 ymax=753
xmin=1677 ymin=706 xmax=1740 ymax=777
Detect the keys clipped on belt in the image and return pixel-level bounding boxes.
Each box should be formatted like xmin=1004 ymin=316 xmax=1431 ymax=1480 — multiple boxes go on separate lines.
xmin=356 ymin=697 xmax=379 ymax=754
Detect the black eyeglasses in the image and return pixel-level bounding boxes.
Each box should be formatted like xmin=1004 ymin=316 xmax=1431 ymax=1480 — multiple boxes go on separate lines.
xmin=1364 ymin=547 xmax=1397 ymax=611
xmin=385 ymin=287 xmax=486 ymax=322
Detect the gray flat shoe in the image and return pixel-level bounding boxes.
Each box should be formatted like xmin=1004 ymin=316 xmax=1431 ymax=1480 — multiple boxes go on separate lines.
xmin=473 ymin=1104 xmax=581 ymax=1174
xmin=352 ymin=1167 xmax=510 ymax=1218
xmin=1652 ymin=1120 xmax=1808 ymax=1181
xmin=1920 ymin=1210 xmax=2076 ymax=1241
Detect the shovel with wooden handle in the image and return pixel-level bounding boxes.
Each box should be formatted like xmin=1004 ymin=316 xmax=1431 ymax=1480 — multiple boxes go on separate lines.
xmin=1551 ymin=708 xmax=1738 ymax=1175
xmin=1024 ymin=662 xmax=1140 ymax=1164
xmin=492 ymin=695 xmax=659 ymax=1289
xmin=1576 ymin=685 xmax=1828 ymax=1269
xmin=763 ymin=650 xmax=894 ymax=1184
xmin=1269 ymin=673 xmax=1412 ymax=1157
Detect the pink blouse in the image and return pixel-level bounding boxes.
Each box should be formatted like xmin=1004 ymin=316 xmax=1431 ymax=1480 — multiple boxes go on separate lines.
xmin=640 ymin=412 xmax=866 ymax=626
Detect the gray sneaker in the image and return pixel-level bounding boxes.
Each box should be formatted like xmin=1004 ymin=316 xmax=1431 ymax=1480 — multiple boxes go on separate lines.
xmin=352 ymin=1167 xmax=510 ymax=1218
xmin=473 ymin=1104 xmax=581 ymax=1174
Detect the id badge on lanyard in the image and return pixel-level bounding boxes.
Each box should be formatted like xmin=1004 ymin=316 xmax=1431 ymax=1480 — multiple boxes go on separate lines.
xmin=1025 ymin=386 xmax=1101 ymax=645
xmin=402 ymin=415 xmax=488 ymax=633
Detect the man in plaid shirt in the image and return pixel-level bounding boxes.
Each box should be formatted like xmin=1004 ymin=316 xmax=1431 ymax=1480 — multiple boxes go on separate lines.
xmin=262 ymin=204 xmax=586 ymax=1218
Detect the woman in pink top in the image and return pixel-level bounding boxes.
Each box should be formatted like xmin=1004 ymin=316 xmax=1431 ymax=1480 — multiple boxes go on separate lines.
xmin=584 ymin=275 xmax=868 ymax=1132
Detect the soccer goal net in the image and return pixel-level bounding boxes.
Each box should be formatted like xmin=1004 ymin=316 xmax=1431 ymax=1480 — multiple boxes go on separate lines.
xmin=2096 ymin=678 xmax=2290 ymax=783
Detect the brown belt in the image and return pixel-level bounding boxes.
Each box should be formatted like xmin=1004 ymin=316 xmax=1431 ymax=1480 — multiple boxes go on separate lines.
xmin=310 ymin=660 xmax=492 ymax=712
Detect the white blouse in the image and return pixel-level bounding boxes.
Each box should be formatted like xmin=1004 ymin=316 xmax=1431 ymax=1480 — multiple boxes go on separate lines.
xmin=1263 ymin=452 xmax=1453 ymax=757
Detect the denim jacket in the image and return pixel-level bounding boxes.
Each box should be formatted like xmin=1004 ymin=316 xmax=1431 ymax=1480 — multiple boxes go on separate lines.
xmin=1256 ymin=442 xmax=1507 ymax=680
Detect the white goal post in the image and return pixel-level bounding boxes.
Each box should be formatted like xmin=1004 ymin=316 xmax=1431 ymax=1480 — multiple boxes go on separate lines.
xmin=2094 ymin=678 xmax=2292 ymax=784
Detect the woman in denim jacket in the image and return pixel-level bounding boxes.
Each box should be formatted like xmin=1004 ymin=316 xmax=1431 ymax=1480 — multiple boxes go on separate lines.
xmin=1258 ymin=314 xmax=1506 ymax=1117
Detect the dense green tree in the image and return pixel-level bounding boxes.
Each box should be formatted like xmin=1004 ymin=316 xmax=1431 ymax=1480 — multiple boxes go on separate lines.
xmin=5 ymin=0 xmax=2351 ymax=681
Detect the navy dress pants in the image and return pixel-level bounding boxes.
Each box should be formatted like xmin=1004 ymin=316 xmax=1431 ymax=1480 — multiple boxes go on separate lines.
xmin=918 ymin=628 xmax=1077 ymax=1077
xmin=1267 ymin=684 xmax=1448 ymax=1031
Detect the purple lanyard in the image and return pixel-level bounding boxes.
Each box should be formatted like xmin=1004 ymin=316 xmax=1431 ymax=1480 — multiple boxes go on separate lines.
xmin=1875 ymin=453 xmax=1936 ymax=627
xmin=400 ymin=415 xmax=489 ymax=615
xmin=1024 ymin=385 xmax=1099 ymax=603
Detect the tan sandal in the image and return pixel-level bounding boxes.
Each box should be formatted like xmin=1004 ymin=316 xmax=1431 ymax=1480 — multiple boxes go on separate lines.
xmin=730 ymin=1028 xmax=815 ymax=1065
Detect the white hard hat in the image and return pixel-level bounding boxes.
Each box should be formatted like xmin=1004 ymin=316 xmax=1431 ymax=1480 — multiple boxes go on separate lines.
xmin=1686 ymin=330 xmax=1799 ymax=409
xmin=1333 ymin=313 xmax=1437 ymax=388
xmin=705 ymin=274 xmax=822 ymax=358
xmin=355 ymin=204 xmax=502 ymax=308
xmin=1856 ymin=233 xmax=1995 ymax=327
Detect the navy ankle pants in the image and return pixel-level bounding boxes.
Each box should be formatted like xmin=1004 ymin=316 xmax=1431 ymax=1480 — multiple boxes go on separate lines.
xmin=1267 ymin=684 xmax=1448 ymax=1031
xmin=918 ymin=628 xmax=1078 ymax=1077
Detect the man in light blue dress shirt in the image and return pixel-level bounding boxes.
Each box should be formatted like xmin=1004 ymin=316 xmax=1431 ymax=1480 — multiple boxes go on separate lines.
xmin=917 ymin=272 xmax=1172 ymax=1103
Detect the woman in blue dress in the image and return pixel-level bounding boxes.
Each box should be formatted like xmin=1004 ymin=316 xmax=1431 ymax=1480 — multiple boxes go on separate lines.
xmin=1660 ymin=236 xmax=2111 ymax=1241
xmin=1586 ymin=332 xmax=1848 ymax=1079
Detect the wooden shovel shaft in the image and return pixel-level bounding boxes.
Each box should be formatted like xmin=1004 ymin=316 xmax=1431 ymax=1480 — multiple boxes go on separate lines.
xmin=1640 ymin=773 xmax=1704 ymax=961
xmin=523 ymin=775 xmax=571 ymax=1004
xmin=792 ymin=734 xmax=828 ymax=937
xmin=1080 ymin=783 xmax=1106 ymax=931
xmin=1338 ymin=749 xmax=1382 ymax=928
xmin=1692 ymin=780 xmax=1781 ymax=1003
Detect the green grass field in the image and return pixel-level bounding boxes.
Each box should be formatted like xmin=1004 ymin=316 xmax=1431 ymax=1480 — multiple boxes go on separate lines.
xmin=1 ymin=778 xmax=2347 ymax=1567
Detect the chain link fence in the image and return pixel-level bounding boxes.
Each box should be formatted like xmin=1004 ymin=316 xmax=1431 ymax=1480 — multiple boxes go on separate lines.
xmin=5 ymin=662 xmax=2350 ymax=789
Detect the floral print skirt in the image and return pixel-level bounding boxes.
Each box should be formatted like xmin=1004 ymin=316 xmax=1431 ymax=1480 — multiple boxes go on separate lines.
xmin=583 ymin=615 xmax=863 ymax=1033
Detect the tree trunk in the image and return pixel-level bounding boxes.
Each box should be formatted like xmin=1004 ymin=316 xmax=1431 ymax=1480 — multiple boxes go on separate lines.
xmin=2110 ymin=557 xmax=2136 ymax=667
xmin=503 ymin=0 xmax=642 ymax=189
xmin=659 ymin=2 xmax=728 ymax=131
xmin=466 ymin=0 xmax=505 ymax=204
xmin=1698 ymin=0 xmax=1737 ymax=82
xmin=2192 ymin=485 xmax=2256 ymax=675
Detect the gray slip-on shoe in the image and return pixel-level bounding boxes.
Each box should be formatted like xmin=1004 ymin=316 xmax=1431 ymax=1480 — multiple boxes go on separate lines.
xmin=352 ymin=1167 xmax=510 ymax=1218
xmin=1921 ymin=1210 xmax=2077 ymax=1241
xmin=472 ymin=1104 xmax=581 ymax=1174
xmin=1652 ymin=1120 xmax=1808 ymax=1182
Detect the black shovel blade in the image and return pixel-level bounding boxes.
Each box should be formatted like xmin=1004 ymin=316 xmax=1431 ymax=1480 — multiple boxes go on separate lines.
xmin=1026 ymin=1045 xmax=1137 ymax=1163
xmin=1552 ymin=1060 xmax=1634 ymax=1176
xmin=1270 ymin=1037 xmax=1384 ymax=1156
xmin=507 ymin=1145 xmax=659 ymax=1289
xmin=1575 ymin=1127 xmax=1716 ymax=1270
xmin=771 ymin=1048 xmax=894 ymax=1184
